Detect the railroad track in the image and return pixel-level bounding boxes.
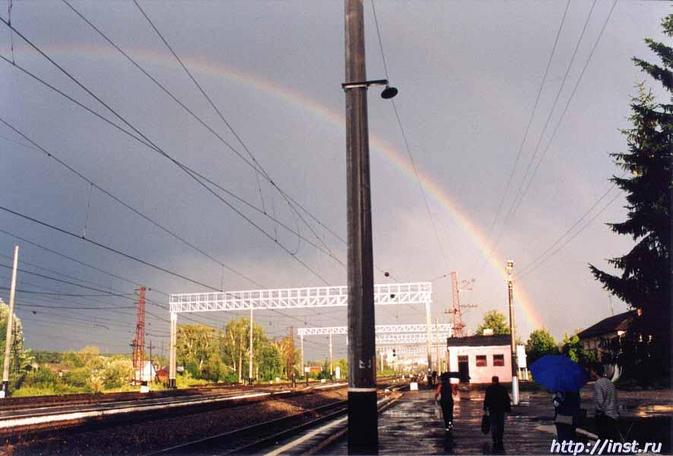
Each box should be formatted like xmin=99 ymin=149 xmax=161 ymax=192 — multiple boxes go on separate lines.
xmin=149 ymin=382 xmax=406 ymax=456
xmin=0 ymin=382 xmax=292 ymax=411
xmin=150 ymin=399 xmax=349 ymax=455
xmin=0 ymin=384 xmax=345 ymax=438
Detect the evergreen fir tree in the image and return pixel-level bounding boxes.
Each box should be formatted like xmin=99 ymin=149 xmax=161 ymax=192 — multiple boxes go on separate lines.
xmin=589 ymin=14 xmax=672 ymax=383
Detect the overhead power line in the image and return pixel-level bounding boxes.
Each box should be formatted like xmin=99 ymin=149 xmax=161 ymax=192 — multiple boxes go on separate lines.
xmin=518 ymin=180 xmax=622 ymax=278
xmin=507 ymin=0 xmax=618 ymax=219
xmin=479 ymin=0 xmax=571 ymax=264
xmin=61 ymin=0 xmax=340 ymax=264
xmin=0 ymin=17 xmax=333 ymax=284
xmin=370 ymin=0 xmax=450 ymax=273
xmin=0 ymin=228 xmax=345 ymax=329
xmin=0 ymin=262 xmax=136 ymax=296
xmin=0 ymin=226 xmax=149 ymax=291
xmin=0 ymin=115 xmax=263 ymax=288
xmin=128 ymin=0 xmax=339 ymax=258
xmin=0 ymin=204 xmax=220 ymax=290
xmin=0 ymin=287 xmax=132 ymax=298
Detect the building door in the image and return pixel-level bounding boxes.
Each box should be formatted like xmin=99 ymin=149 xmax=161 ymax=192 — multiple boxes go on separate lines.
xmin=458 ymin=355 xmax=470 ymax=383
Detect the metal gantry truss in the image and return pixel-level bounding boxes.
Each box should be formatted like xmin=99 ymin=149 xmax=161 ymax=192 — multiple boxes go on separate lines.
xmin=296 ymin=324 xmax=452 ymax=373
xmin=169 ymin=282 xmax=432 ymax=313
xmin=376 ymin=333 xmax=450 ymax=345
xmin=167 ymin=282 xmax=433 ymax=385
xmin=296 ymin=323 xmax=451 ymax=337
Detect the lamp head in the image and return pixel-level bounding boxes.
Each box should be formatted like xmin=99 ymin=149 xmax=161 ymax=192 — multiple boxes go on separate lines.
xmin=381 ymin=85 xmax=398 ymax=99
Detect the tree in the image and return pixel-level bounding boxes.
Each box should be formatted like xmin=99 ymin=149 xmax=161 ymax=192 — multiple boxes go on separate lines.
xmin=177 ymin=324 xmax=223 ymax=380
xmin=475 ymin=310 xmax=510 ymax=335
xmin=273 ymin=335 xmax=297 ymax=380
xmin=561 ymin=334 xmax=595 ymax=365
xmin=257 ymin=343 xmax=282 ymax=381
xmin=220 ymin=317 xmax=270 ymax=382
xmin=0 ymin=301 xmax=33 ymax=389
xmin=589 ymin=13 xmax=672 ymax=380
xmin=525 ymin=329 xmax=559 ymax=365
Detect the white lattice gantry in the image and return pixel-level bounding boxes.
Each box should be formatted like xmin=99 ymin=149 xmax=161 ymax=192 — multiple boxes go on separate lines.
xmin=297 ymin=324 xmax=452 ymax=337
xmin=167 ymin=282 xmax=433 ymax=384
xmin=169 ymin=282 xmax=431 ymax=313
xmin=376 ymin=332 xmax=451 ymax=345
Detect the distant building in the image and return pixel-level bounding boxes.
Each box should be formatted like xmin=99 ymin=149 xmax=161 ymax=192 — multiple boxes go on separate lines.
xmin=135 ymin=361 xmax=157 ymax=383
xmin=446 ymin=334 xmax=512 ymax=384
xmin=155 ymin=367 xmax=169 ymax=383
xmin=577 ymin=310 xmax=635 ymax=363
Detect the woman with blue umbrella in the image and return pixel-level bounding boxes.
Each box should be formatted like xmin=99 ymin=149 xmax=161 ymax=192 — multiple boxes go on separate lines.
xmin=530 ymin=354 xmax=589 ymax=444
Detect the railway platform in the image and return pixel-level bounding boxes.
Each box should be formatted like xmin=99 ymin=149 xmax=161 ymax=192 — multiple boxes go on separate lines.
xmin=276 ymin=388 xmax=563 ymax=455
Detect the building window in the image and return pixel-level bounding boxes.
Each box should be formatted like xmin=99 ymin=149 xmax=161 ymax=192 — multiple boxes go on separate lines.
xmin=493 ymin=354 xmax=505 ymax=366
xmin=476 ymin=355 xmax=487 ymax=367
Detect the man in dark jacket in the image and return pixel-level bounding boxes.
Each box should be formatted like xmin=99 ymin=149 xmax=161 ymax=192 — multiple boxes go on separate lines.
xmin=483 ymin=376 xmax=511 ymax=451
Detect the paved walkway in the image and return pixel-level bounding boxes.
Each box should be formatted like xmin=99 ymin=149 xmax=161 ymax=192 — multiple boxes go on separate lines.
xmin=323 ymin=388 xmax=561 ymax=455
xmin=276 ymin=385 xmax=672 ymax=455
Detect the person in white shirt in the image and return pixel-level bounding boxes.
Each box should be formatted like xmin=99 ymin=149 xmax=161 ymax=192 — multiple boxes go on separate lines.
xmin=593 ymin=364 xmax=620 ymax=440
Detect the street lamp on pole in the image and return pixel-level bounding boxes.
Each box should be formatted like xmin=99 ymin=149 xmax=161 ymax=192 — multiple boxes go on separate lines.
xmin=507 ymin=260 xmax=519 ymax=405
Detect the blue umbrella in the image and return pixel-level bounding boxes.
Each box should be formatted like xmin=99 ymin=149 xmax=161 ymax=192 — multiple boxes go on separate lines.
xmin=529 ymin=355 xmax=588 ymax=392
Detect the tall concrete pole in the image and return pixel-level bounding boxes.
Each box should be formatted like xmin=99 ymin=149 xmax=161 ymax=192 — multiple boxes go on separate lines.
xmin=300 ymin=334 xmax=304 ymax=379
xmin=249 ymin=306 xmax=254 ymax=384
xmin=329 ymin=333 xmax=333 ymax=379
xmin=425 ymin=301 xmax=433 ymax=374
xmin=169 ymin=311 xmax=177 ymax=388
xmin=507 ymin=260 xmax=519 ymax=405
xmin=434 ymin=318 xmax=440 ymax=373
xmin=344 ymin=0 xmax=377 ymax=450
xmin=1 ymin=246 xmax=18 ymax=397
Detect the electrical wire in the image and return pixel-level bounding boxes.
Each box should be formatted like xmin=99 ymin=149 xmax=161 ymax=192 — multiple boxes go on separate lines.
xmin=0 ymin=115 xmax=264 ymax=288
xmin=508 ymin=0 xmax=618 ymax=219
xmin=370 ymin=0 xmax=450 ymax=273
xmin=502 ymin=0 xmax=600 ymax=222
xmin=60 ymin=0 xmax=341 ymax=265
xmin=518 ymin=184 xmax=622 ymax=278
xmin=0 ymin=17 xmax=334 ymax=284
xmin=477 ymin=0 xmax=571 ymax=271
xmin=0 ymin=205 xmax=220 ymax=290
xmin=129 ymin=0 xmax=339 ymax=259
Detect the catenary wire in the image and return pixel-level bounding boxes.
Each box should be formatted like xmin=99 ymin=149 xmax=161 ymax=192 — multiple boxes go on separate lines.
xmin=370 ymin=0 xmax=450 ymax=273
xmin=0 ymin=17 xmax=335 ymax=284
xmin=0 ymin=115 xmax=264 ymax=288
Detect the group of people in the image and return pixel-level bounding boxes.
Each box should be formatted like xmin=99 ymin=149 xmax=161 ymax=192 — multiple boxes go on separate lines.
xmin=434 ymin=374 xmax=511 ymax=450
xmin=553 ymin=364 xmax=620 ymax=443
xmin=430 ymin=365 xmax=620 ymax=452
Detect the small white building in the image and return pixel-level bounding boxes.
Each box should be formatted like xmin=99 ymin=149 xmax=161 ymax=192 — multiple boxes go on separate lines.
xmin=446 ymin=335 xmax=513 ymax=384
xmin=135 ymin=361 xmax=157 ymax=383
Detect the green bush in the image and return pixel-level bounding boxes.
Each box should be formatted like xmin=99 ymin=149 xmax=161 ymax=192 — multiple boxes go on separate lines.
xmin=102 ymin=359 xmax=133 ymax=389
xmin=63 ymin=367 xmax=91 ymax=388
xmin=23 ymin=368 xmax=58 ymax=388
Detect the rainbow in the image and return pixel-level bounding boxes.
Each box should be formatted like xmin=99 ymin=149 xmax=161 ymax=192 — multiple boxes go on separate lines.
xmin=11 ymin=43 xmax=544 ymax=332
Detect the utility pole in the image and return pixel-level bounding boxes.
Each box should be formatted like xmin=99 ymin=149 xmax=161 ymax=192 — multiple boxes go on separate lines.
xmin=344 ymin=0 xmax=377 ymax=450
xmin=507 ymin=260 xmax=519 ymax=405
xmin=1 ymin=246 xmax=19 ymax=398
xmin=434 ymin=318 xmax=441 ymax=373
xmin=148 ymin=340 xmax=154 ymax=383
xmin=169 ymin=311 xmax=177 ymax=388
xmin=287 ymin=326 xmax=296 ymax=386
xmin=300 ymin=334 xmax=304 ymax=380
xmin=249 ymin=306 xmax=254 ymax=385
xmin=328 ymin=333 xmax=333 ymax=380
xmin=132 ymin=287 xmax=146 ymax=384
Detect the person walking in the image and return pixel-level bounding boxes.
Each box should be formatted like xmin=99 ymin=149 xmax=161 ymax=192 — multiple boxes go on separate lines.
xmin=553 ymin=390 xmax=581 ymax=443
xmin=435 ymin=372 xmax=456 ymax=431
xmin=593 ymin=364 xmax=619 ymax=440
xmin=483 ymin=376 xmax=511 ymax=451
